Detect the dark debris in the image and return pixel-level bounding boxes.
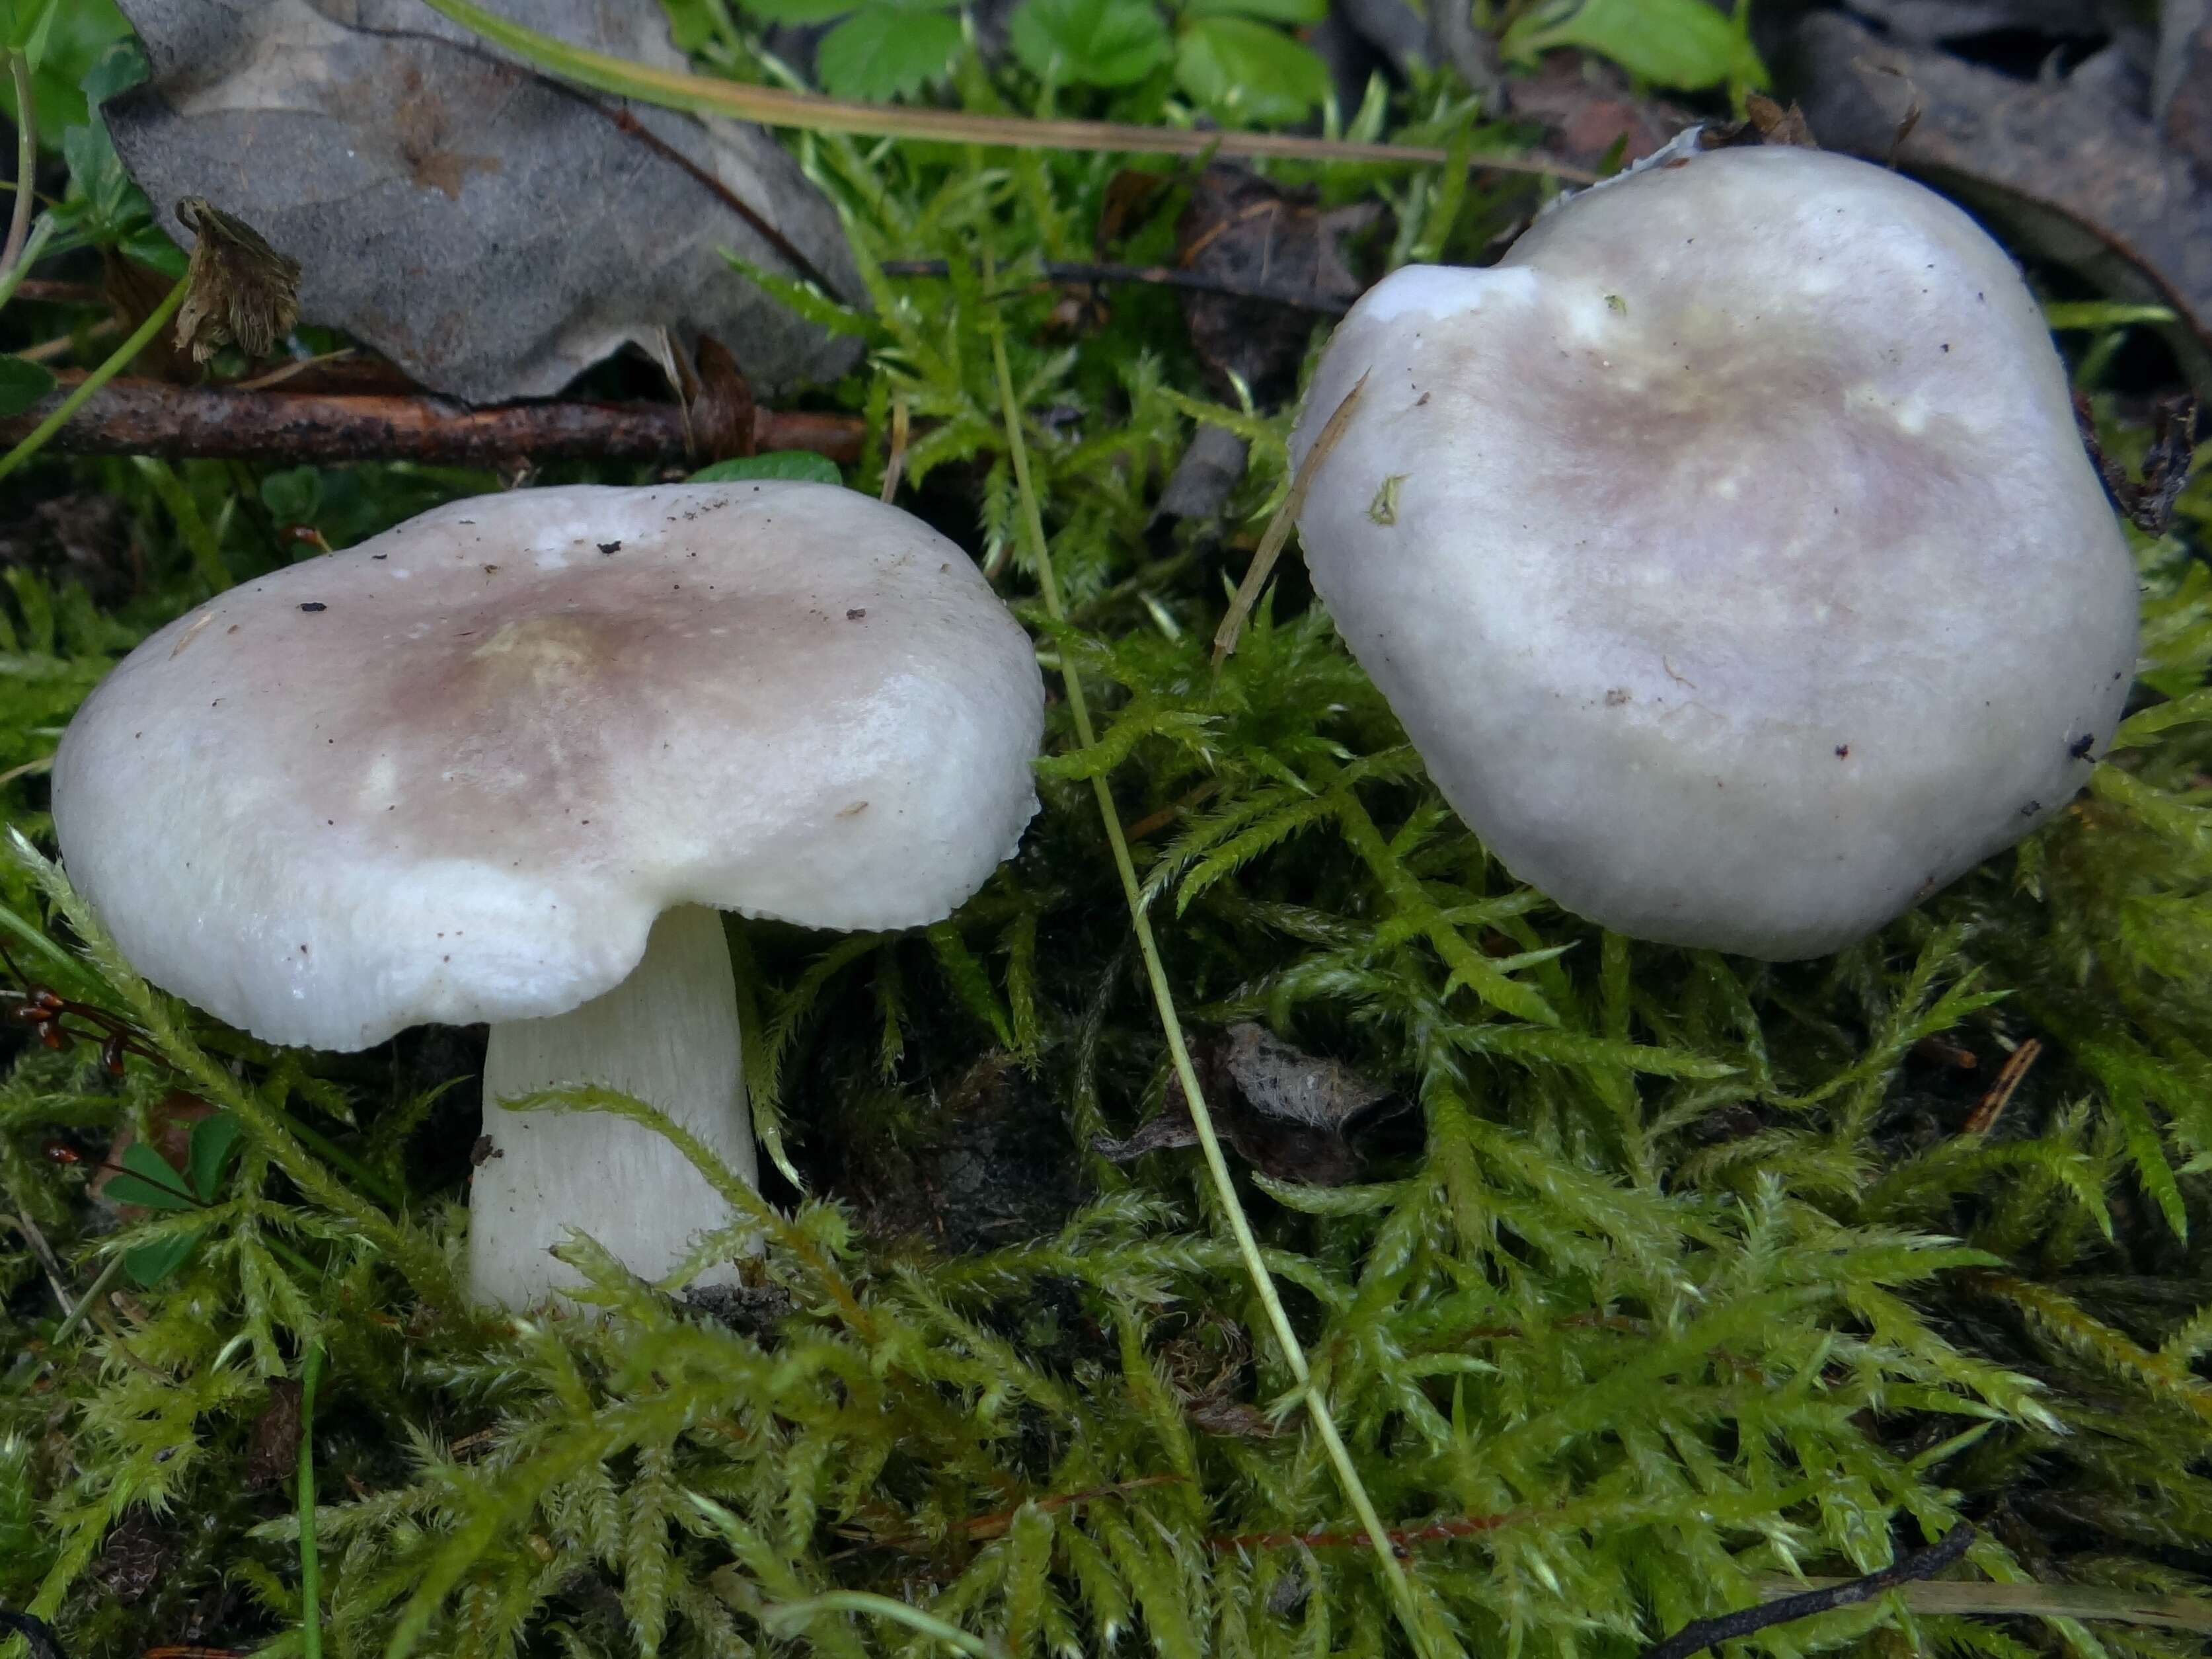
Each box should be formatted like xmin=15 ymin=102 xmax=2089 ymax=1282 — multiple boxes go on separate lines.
xmin=1176 ymin=168 xmax=1381 ymax=407
xmin=1093 ymin=1023 xmax=1398 ymax=1186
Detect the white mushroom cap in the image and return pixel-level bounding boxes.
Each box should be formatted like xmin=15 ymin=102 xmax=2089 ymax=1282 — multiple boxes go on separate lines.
xmin=1289 ymin=146 xmax=2138 ymax=960
xmin=54 ymin=482 xmax=1044 ymax=1048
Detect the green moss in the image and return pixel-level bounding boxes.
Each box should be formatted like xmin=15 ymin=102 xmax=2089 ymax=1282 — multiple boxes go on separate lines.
xmin=5 ymin=46 xmax=2212 ymax=1659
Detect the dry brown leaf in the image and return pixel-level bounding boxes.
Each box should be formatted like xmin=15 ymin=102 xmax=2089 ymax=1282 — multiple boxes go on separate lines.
xmin=107 ymin=0 xmax=862 ymax=403
xmin=1176 ymin=167 xmax=1381 ymax=406
xmin=1092 ymin=1022 xmax=1396 ymax=1186
xmin=1787 ymin=12 xmax=2212 ymax=387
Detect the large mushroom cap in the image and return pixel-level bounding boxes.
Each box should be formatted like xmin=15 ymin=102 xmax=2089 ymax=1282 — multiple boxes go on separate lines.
xmin=55 ymin=482 xmax=1044 ymax=1048
xmin=1289 ymin=145 xmax=2138 ymax=960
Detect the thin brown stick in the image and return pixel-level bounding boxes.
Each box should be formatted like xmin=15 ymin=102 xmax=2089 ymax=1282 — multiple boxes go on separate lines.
xmin=1640 ymin=1526 xmax=1973 ymax=1659
xmin=1211 ymin=371 xmax=1367 ymax=665
xmin=846 ymin=1474 xmax=1190 ymax=1551
xmin=16 ymin=326 xmax=115 ymax=363
xmin=8 ymin=280 xmax=102 ymax=305
xmin=954 ymin=1475 xmax=1187 ymax=1541
xmin=879 ymin=258 xmax=1357 ymax=315
xmin=1964 ymin=1038 xmax=2041 ymax=1135
xmin=234 ymin=348 xmax=358 ymax=391
xmin=1124 ymin=778 xmax=1221 ymax=843
xmin=880 ymin=395 xmax=909 ymax=502
xmin=0 ymin=375 xmax=864 ymax=466
xmin=1211 ymin=1505 xmax=1525 ymax=1555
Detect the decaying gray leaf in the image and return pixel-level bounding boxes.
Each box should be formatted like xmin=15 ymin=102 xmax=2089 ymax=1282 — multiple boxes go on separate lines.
xmin=107 ymin=0 xmax=862 ymax=403
xmin=1786 ymin=12 xmax=2212 ymax=388
xmin=1827 ymin=0 xmax=2110 ymax=48
xmin=1176 ymin=167 xmax=1381 ymax=407
xmin=1153 ymin=424 xmax=1249 ymax=523
xmin=1506 ymin=48 xmax=1695 ymax=171
xmin=1092 ymin=1022 xmax=1396 ymax=1186
xmin=1219 ymin=1022 xmax=1389 ymax=1132
xmin=2158 ymin=0 xmax=2212 ymax=176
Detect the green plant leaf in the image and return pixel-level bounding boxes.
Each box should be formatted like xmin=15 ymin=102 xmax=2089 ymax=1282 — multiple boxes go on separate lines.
xmin=658 ymin=0 xmax=724 ymax=51
xmin=186 ymin=1112 xmax=243 ymax=1203
xmin=261 ymin=466 xmax=325 ymax=527
xmin=735 ymin=0 xmax=858 ymax=23
xmin=1500 ymin=0 xmax=1766 ymax=91
xmin=79 ymin=33 xmax=144 ymax=108
xmin=106 ymin=1142 xmax=200 ymax=1212
xmin=2044 ymin=301 xmax=2177 ymax=331
xmin=1009 ymin=0 xmax=1171 ymax=87
xmin=119 ymin=221 xmax=187 ymax=277
xmin=1174 ymin=14 xmax=1328 ymax=124
xmin=0 ymin=358 xmax=56 ymax=418
xmin=1182 ymin=0 xmax=1324 ymax=24
xmin=57 ymin=99 xmax=172 ymax=262
xmin=0 ymin=0 xmax=127 ymax=144
xmin=813 ymin=4 xmax=962 ymax=98
xmin=689 ymin=452 xmax=845 ymax=485
xmin=122 ymin=1234 xmax=198 ymax=1287
xmin=7 ymin=0 xmax=58 ymax=66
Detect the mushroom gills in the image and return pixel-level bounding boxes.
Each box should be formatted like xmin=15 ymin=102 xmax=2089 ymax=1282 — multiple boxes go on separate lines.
xmin=470 ymin=904 xmax=758 ymax=1309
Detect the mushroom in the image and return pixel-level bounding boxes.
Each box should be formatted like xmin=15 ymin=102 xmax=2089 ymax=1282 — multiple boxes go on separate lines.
xmin=1287 ymin=145 xmax=2139 ymax=958
xmin=52 ymin=482 xmax=1044 ymax=1306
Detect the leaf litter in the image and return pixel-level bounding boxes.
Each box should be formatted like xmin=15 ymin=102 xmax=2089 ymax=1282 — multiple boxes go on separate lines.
xmin=105 ymin=0 xmax=863 ymax=401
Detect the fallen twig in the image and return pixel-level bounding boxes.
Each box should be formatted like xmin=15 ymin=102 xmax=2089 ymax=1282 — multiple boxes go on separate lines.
xmin=1210 ymin=1506 xmax=1525 ymax=1555
xmin=849 ymin=1474 xmax=1191 ymax=1551
xmin=9 ymin=280 xmax=104 ymax=305
xmin=1755 ymin=1575 xmax=2212 ymax=1633
xmin=1964 ymin=1038 xmax=2041 ymax=1134
xmin=1638 ymin=1525 xmax=1975 ymax=1659
xmin=880 ymin=258 xmax=1357 ymax=315
xmin=0 ymin=375 xmax=864 ymax=467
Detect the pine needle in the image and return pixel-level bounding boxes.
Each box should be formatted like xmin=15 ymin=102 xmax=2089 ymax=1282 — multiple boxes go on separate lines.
xmin=1212 ymin=372 xmax=1367 ymax=666
xmin=419 ymin=0 xmax=1595 ymax=182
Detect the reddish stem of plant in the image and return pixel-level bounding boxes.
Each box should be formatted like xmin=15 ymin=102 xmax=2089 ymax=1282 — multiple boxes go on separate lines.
xmin=0 ymin=375 xmax=865 ymax=467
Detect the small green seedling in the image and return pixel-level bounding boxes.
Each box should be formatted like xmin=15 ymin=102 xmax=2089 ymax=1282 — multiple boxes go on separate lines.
xmin=100 ymin=1111 xmax=243 ymax=1286
xmin=46 ymin=44 xmax=182 ymax=276
xmin=0 ymin=358 xmax=53 ymax=418
xmin=690 ymin=452 xmax=845 ymax=486
xmin=1498 ymin=0 xmax=1767 ymax=95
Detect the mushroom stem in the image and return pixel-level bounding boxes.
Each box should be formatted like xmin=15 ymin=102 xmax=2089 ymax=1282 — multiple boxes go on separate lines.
xmin=469 ymin=904 xmax=757 ymax=1309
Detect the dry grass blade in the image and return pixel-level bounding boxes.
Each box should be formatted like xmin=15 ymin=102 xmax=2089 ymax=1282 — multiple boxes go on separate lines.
xmin=421 ymin=0 xmax=1595 ymax=183
xmin=1213 ymin=371 xmax=1367 ymax=665
xmin=1964 ymin=1038 xmax=2041 ymax=1135
xmin=1757 ymin=1577 xmax=2212 ymax=1633
xmin=881 ymin=397 xmax=910 ymax=503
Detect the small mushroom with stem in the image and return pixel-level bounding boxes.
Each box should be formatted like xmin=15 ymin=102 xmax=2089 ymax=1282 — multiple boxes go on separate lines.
xmin=52 ymin=482 xmax=1044 ymax=1307
xmin=1283 ymin=144 xmax=2139 ymax=958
